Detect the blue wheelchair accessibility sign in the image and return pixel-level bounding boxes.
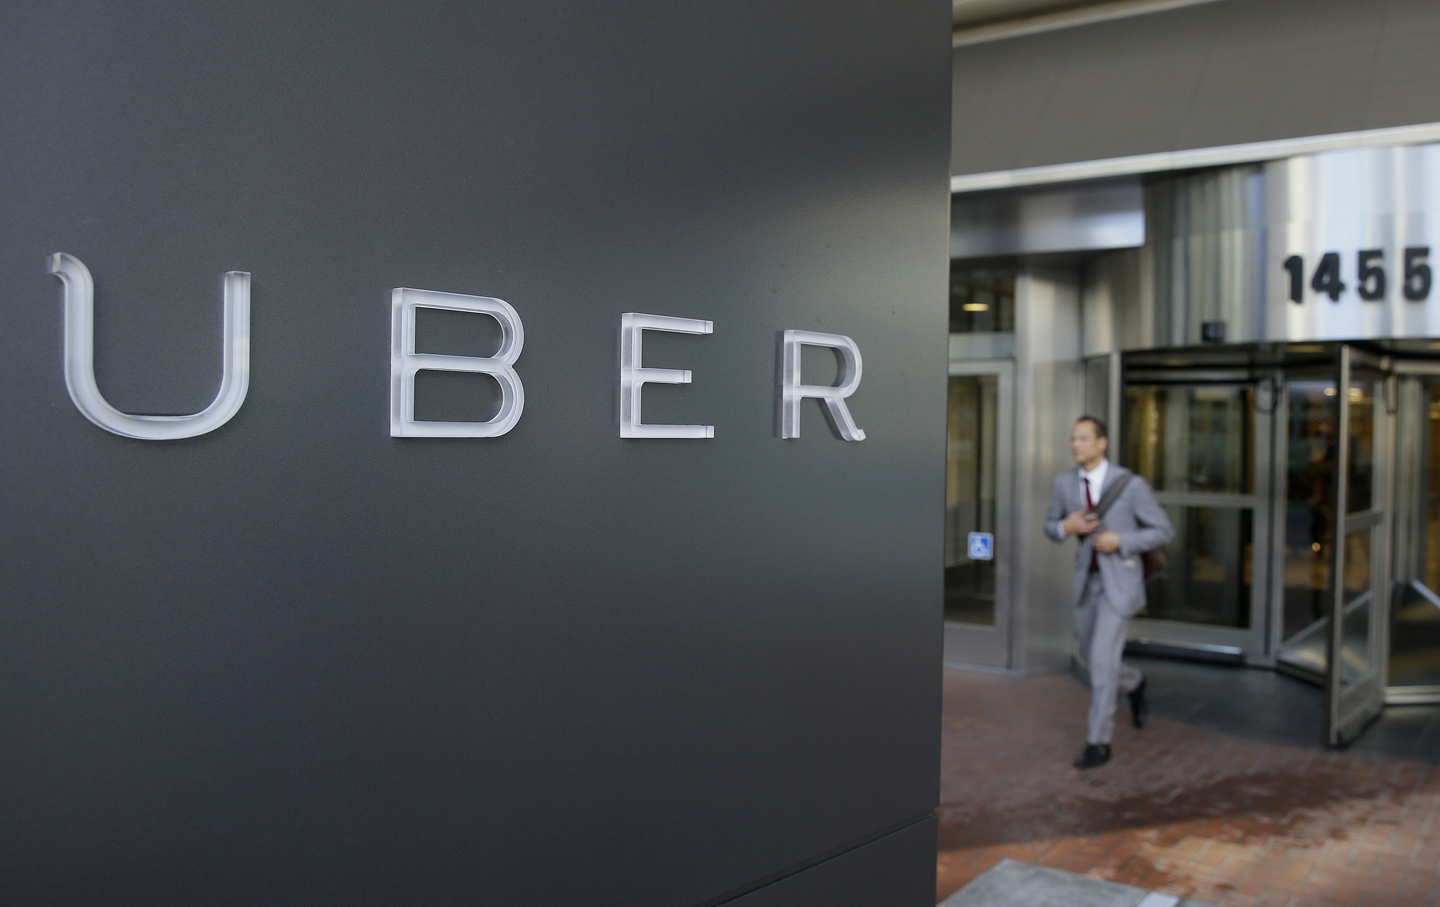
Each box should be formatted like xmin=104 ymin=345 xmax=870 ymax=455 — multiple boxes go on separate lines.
xmin=967 ymin=531 xmax=994 ymax=561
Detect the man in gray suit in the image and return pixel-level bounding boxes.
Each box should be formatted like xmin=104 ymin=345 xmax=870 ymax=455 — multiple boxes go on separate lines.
xmin=1045 ymin=416 xmax=1174 ymax=769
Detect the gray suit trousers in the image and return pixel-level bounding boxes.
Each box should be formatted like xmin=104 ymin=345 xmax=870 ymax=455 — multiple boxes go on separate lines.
xmin=1076 ymin=570 xmax=1143 ymax=745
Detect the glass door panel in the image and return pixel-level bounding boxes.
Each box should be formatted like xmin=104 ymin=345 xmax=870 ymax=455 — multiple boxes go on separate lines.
xmin=1122 ymin=382 xmax=1270 ymax=658
xmin=1282 ymin=380 xmax=1336 ymax=639
xmin=1390 ymin=583 xmax=1440 ymax=693
xmin=1276 ymin=379 xmax=1337 ymax=679
xmin=1144 ymin=504 xmax=1253 ymax=628
xmin=945 ymin=374 xmax=997 ymax=626
xmin=943 ymin=359 xmax=1014 ymax=668
xmin=1326 ymin=349 xmax=1392 ymax=746
xmin=1389 ymin=377 xmax=1440 ymax=701
xmin=1339 ymin=527 xmax=1374 ymax=686
xmin=1347 ymin=378 xmax=1376 ymax=514
xmin=1425 ymin=381 xmax=1440 ymax=592
xmin=1124 ymin=385 xmax=1254 ymax=494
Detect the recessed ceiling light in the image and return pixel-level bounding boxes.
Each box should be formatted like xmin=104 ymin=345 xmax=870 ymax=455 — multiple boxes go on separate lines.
xmin=962 ymin=303 xmax=989 ymax=312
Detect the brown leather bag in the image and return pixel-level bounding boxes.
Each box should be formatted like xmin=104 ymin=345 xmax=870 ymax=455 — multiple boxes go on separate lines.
xmin=1091 ymin=473 xmax=1168 ymax=580
xmin=1140 ymin=546 xmax=1168 ymax=581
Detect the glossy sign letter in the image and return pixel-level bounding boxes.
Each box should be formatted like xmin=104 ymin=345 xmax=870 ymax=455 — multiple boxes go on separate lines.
xmin=619 ymin=313 xmax=714 ymax=439
xmin=390 ymin=288 xmax=524 ymax=438
xmin=780 ymin=330 xmax=865 ymax=441
xmin=49 ymin=252 xmax=250 ymax=440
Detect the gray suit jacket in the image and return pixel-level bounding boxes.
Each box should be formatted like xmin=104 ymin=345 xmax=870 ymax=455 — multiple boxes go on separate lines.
xmin=1044 ymin=463 xmax=1175 ymax=617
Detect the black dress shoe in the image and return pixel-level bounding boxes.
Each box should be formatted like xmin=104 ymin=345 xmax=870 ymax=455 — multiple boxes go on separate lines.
xmin=1129 ymin=678 xmax=1149 ymax=729
xmin=1073 ymin=744 xmax=1111 ymax=769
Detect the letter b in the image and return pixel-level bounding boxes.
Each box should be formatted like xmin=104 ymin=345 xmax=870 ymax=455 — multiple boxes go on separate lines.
xmin=390 ymin=288 xmax=524 ymax=438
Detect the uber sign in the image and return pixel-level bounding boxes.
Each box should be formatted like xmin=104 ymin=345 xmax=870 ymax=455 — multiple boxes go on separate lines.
xmin=49 ymin=253 xmax=867 ymax=444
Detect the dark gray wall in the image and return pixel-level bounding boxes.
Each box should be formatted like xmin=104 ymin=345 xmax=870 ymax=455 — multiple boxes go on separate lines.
xmin=953 ymin=0 xmax=1440 ymax=175
xmin=0 ymin=3 xmax=951 ymax=905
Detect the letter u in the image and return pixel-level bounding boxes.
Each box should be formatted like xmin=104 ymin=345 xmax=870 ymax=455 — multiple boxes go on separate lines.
xmin=49 ymin=253 xmax=250 ymax=440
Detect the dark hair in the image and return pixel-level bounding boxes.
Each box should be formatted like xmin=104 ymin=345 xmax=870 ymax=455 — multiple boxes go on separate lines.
xmin=1075 ymin=415 xmax=1108 ymax=440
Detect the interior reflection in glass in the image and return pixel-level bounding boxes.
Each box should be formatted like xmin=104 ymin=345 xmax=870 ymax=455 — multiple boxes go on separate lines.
xmin=1340 ymin=529 xmax=1373 ymax=688
xmin=1140 ymin=505 xmax=1252 ymax=628
xmin=1282 ymin=380 xmax=1336 ymax=643
xmin=1346 ymin=379 xmax=1375 ymax=514
xmin=1392 ymin=381 xmax=1440 ymax=689
xmin=1124 ymin=385 xmax=1253 ymax=495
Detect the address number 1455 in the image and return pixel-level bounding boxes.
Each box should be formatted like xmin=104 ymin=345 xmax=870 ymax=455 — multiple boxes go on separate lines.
xmin=1283 ymin=247 xmax=1432 ymax=303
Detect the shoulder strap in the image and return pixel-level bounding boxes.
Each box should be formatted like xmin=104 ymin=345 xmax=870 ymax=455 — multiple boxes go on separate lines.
xmin=1091 ymin=472 xmax=1133 ymax=519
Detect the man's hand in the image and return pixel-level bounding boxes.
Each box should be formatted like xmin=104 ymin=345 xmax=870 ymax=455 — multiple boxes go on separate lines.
xmin=1061 ymin=511 xmax=1099 ymax=536
xmin=1093 ymin=530 xmax=1121 ymax=553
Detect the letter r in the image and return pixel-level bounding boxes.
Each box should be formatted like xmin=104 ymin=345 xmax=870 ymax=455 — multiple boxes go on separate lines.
xmin=780 ymin=330 xmax=865 ymax=441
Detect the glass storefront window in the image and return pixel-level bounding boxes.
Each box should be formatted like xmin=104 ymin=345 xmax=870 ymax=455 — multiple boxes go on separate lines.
xmin=1140 ymin=505 xmax=1253 ymax=629
xmin=945 ymin=374 xmax=998 ymax=625
xmin=949 ymin=265 xmax=1015 ymax=333
xmin=1123 ymin=385 xmax=1254 ymax=494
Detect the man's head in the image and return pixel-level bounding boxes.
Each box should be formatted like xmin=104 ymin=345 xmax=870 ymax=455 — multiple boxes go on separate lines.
xmin=1070 ymin=416 xmax=1108 ymax=469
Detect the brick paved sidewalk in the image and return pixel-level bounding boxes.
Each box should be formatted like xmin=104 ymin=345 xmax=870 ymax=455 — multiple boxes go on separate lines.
xmin=937 ymin=668 xmax=1440 ymax=907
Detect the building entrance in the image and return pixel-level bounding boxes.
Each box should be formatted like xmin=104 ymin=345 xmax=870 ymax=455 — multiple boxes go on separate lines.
xmin=947 ymin=140 xmax=1440 ymax=747
xmin=1117 ymin=344 xmax=1440 ymax=743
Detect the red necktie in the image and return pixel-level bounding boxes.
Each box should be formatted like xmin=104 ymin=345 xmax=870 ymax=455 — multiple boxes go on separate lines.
xmin=1084 ymin=476 xmax=1098 ymax=569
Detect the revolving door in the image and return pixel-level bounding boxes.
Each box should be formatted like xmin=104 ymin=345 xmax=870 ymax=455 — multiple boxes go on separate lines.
xmin=1120 ymin=344 xmax=1406 ymax=745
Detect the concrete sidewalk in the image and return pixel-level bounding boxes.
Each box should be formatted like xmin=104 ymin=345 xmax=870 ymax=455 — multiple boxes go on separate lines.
xmin=937 ymin=668 xmax=1440 ymax=906
xmin=942 ymin=858 xmax=1218 ymax=907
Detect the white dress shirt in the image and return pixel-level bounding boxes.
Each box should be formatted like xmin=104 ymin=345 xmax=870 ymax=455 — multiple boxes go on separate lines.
xmin=1081 ymin=459 xmax=1109 ymax=509
xmin=1060 ymin=458 xmax=1109 ymax=539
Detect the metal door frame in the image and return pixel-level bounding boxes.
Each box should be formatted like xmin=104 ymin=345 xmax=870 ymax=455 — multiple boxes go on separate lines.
xmin=943 ymin=358 xmax=1016 ymax=669
xmin=1327 ymin=345 xmax=1395 ymax=745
